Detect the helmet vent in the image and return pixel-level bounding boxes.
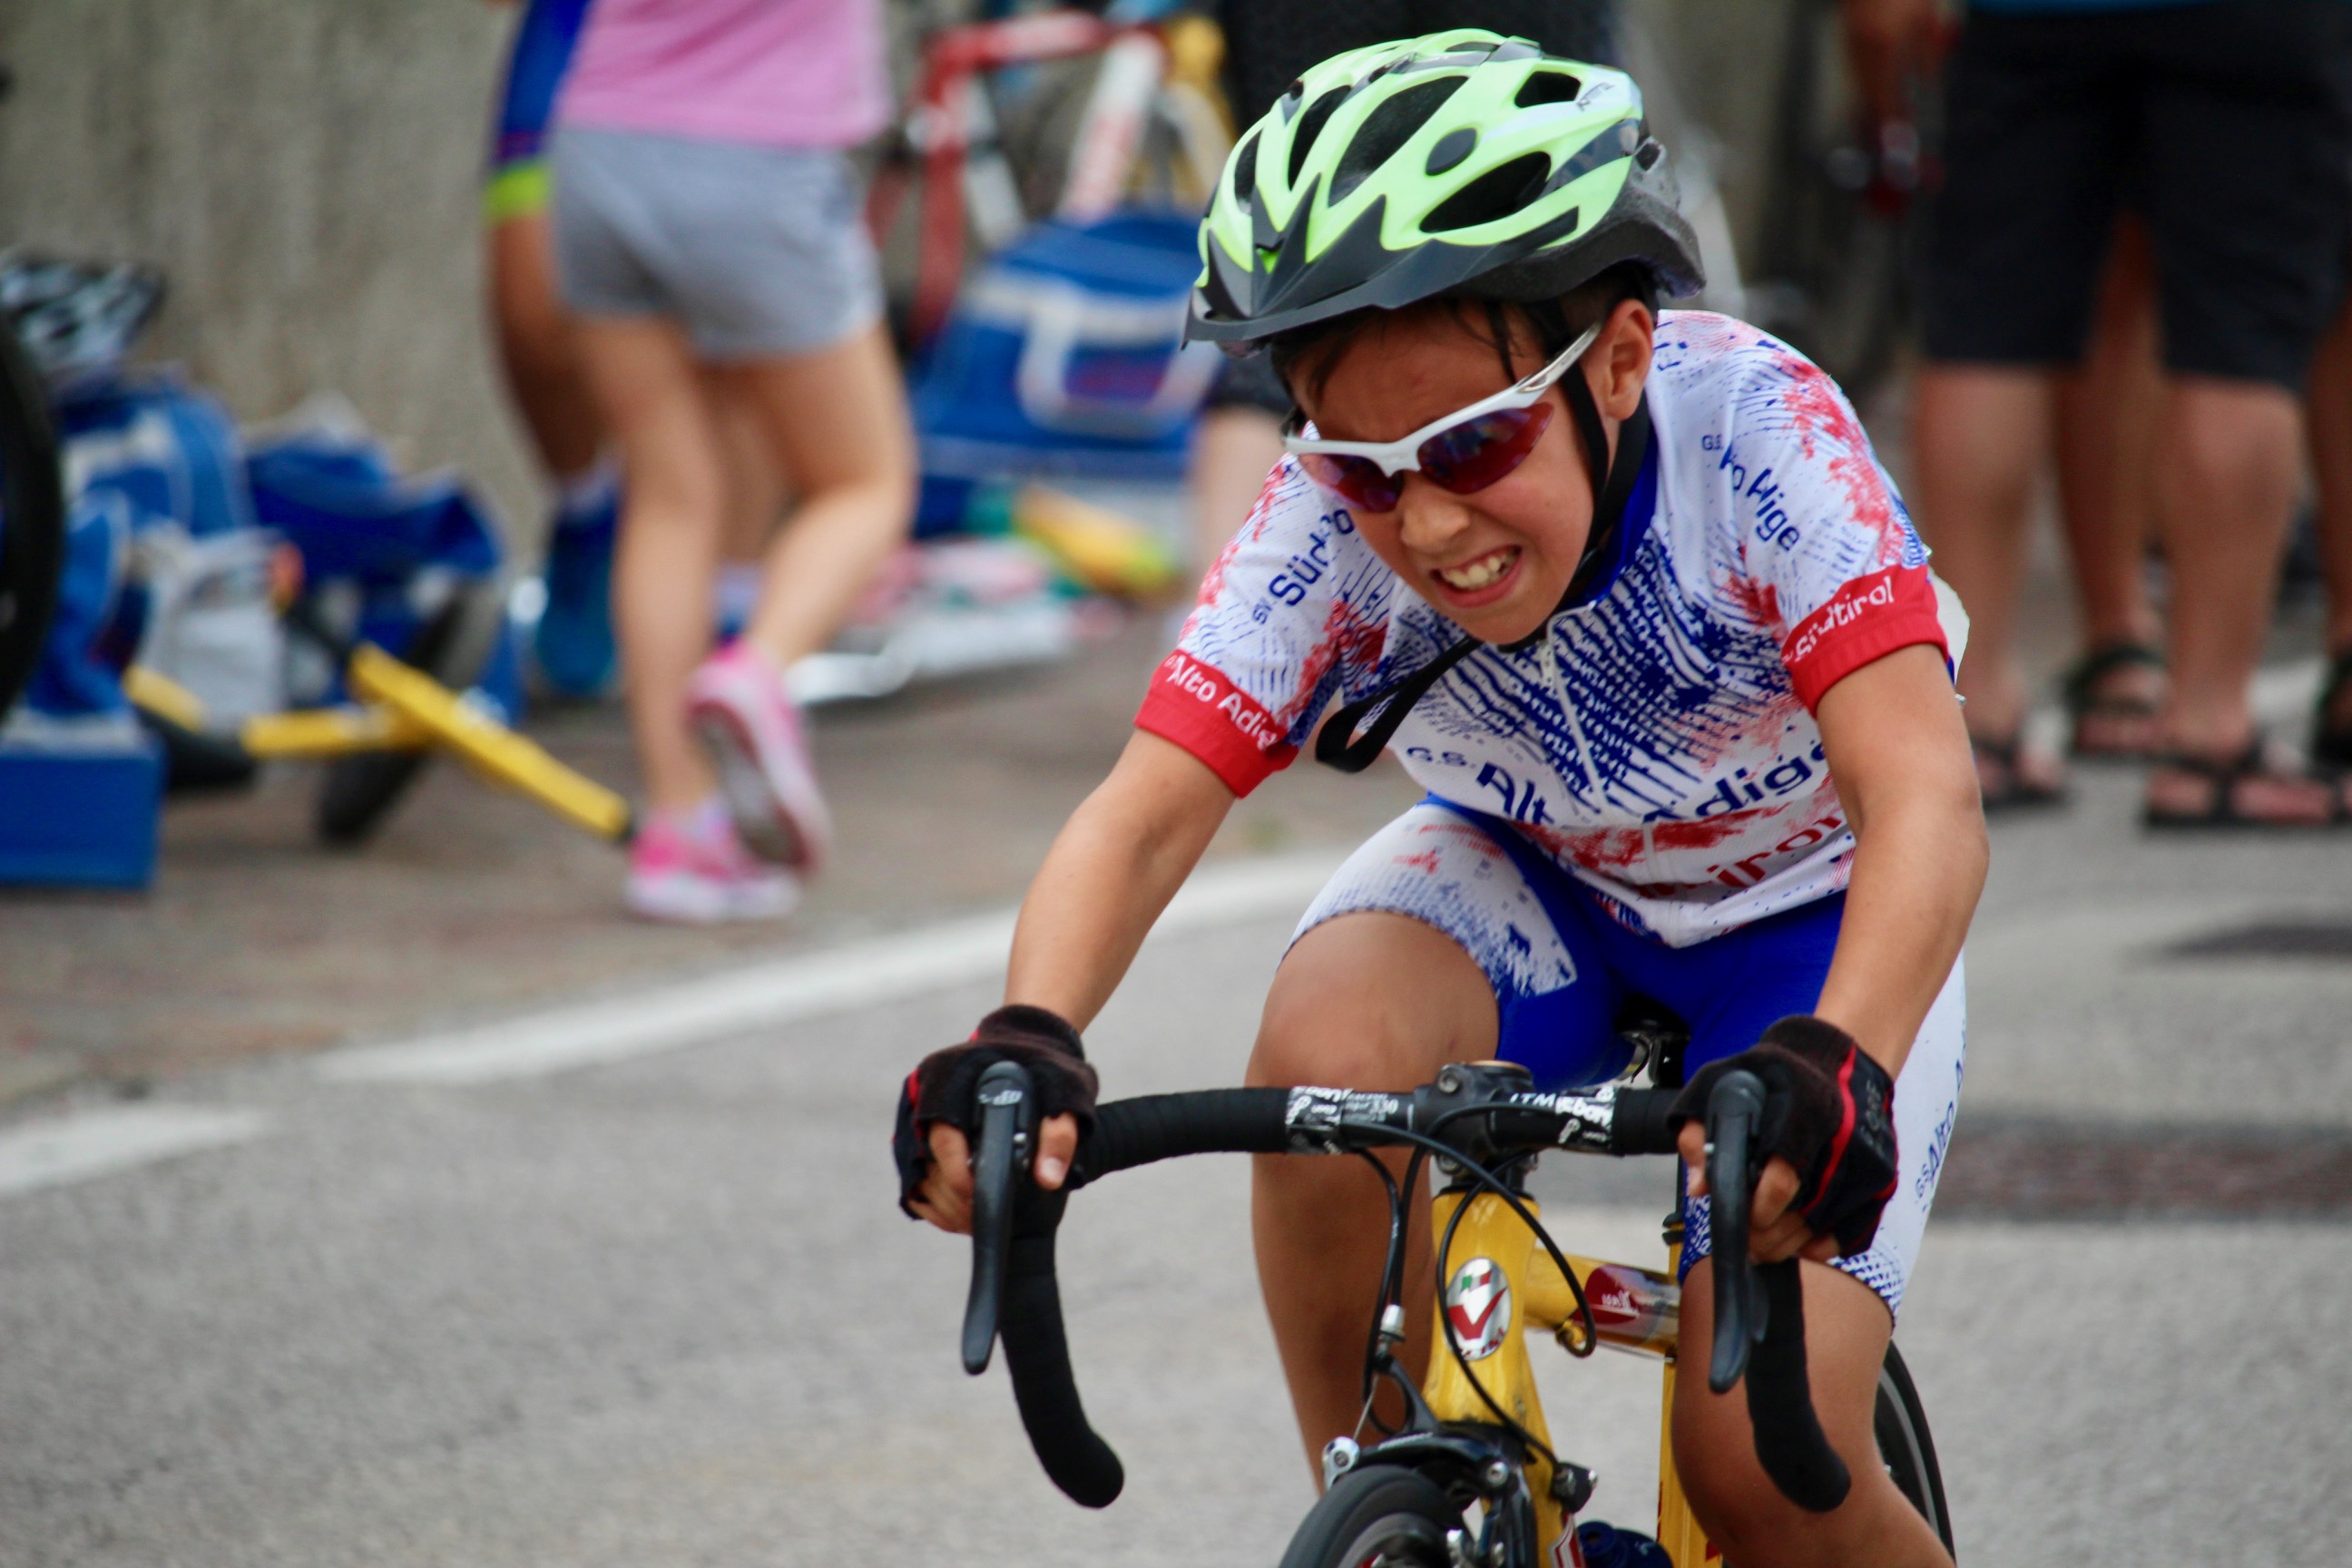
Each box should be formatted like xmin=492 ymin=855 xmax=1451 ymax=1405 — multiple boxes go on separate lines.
xmin=1426 ymin=126 xmax=1477 ymax=176
xmin=1423 ymin=152 xmax=1552 ymax=232
xmin=1514 ymin=70 xmax=1583 ymax=110
xmin=1231 ymin=131 xmax=1260 ymax=202
xmin=1330 ymin=77 xmax=1465 ymax=201
xmin=1287 ymin=86 xmax=1351 ymax=188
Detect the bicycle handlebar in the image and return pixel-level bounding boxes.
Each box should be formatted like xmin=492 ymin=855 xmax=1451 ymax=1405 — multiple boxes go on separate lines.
xmin=1702 ymin=1069 xmax=1852 ymax=1513
xmin=955 ymin=1072 xmax=1847 ymax=1514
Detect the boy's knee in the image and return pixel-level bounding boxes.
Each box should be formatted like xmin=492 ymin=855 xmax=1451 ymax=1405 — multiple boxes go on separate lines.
xmin=1245 ymin=915 xmax=1497 ymax=1092
xmin=1246 ymin=964 xmax=1435 ymax=1092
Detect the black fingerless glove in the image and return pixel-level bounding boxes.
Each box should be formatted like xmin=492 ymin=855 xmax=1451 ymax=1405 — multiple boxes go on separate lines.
xmin=893 ymin=1004 xmax=1102 ymax=1219
xmin=1669 ymin=1014 xmax=1899 ymax=1257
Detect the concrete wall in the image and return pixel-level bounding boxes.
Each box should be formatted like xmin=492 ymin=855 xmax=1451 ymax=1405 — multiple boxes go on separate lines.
xmin=0 ymin=0 xmax=540 ymax=534
xmin=0 ymin=0 xmax=1791 ymax=561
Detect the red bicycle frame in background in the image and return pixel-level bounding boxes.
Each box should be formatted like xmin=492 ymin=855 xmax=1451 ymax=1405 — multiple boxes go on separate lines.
xmin=868 ymin=10 xmax=1201 ymax=347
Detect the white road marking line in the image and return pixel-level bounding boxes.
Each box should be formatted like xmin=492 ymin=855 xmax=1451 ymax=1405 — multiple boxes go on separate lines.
xmin=0 ymin=1105 xmax=273 ymax=1197
xmin=319 ymin=848 xmax=1348 ymax=1086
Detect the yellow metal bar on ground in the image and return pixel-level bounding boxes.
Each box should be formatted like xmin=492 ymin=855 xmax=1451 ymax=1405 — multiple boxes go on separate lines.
xmin=346 ymin=642 xmax=632 ymax=842
xmin=122 ymin=666 xmax=210 ymax=730
xmin=239 ymin=705 xmax=430 ymax=758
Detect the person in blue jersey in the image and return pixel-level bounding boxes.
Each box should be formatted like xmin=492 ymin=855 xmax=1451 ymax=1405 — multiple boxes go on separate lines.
xmin=485 ymin=0 xmax=622 ymax=699
xmin=897 ymin=34 xmax=1982 ymax=1566
xmin=1872 ymin=0 xmax=2352 ymax=822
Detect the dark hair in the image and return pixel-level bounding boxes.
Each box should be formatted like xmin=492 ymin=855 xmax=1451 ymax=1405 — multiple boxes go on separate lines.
xmin=1268 ymin=261 xmax=1661 ymax=410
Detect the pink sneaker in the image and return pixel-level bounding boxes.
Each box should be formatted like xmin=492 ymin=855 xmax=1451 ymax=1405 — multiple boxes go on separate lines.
xmin=684 ymin=641 xmax=832 ymax=869
xmin=624 ymin=803 xmax=800 ymax=925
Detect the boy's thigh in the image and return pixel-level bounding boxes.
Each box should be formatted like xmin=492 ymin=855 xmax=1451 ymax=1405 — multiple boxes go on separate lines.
xmin=1271 ymin=803 xmax=1625 ymax=1090
xmin=1922 ymin=15 xmax=2132 ymax=368
xmin=2137 ymin=0 xmax=2352 ymax=387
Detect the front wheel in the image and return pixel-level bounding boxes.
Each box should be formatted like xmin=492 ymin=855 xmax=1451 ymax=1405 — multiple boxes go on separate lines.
xmin=1279 ymin=1465 xmax=1462 ymax=1568
xmin=1878 ymin=1340 xmax=1955 ymax=1555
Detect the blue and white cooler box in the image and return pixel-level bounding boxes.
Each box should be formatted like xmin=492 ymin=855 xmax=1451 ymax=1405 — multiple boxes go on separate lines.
xmin=911 ymin=210 xmax=1220 ymax=534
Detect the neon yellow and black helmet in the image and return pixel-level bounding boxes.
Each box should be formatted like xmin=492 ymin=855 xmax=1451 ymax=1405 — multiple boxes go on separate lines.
xmin=1188 ymin=30 xmax=1704 ymax=348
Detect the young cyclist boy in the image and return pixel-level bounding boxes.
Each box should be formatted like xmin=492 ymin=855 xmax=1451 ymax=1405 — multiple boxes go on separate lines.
xmin=897 ymin=33 xmax=1981 ymax=1567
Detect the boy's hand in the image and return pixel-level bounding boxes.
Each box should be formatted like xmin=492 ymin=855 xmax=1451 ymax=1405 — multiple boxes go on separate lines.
xmin=907 ymin=1116 xmax=1083 ymax=1234
xmin=1668 ymin=1014 xmax=1899 ymax=1261
xmin=1676 ymin=1132 xmax=1840 ymax=1266
xmin=893 ymin=1004 xmax=1099 ymax=1226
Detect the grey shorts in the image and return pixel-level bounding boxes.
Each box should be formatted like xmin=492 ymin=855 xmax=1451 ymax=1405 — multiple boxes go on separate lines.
xmin=550 ymin=126 xmax=884 ymax=361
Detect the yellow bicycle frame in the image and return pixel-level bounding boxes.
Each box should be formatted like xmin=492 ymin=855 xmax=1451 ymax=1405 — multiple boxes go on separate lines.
xmin=1424 ymin=1188 xmax=1713 ymax=1567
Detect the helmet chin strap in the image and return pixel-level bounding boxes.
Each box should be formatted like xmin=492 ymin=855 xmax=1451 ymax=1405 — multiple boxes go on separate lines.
xmin=1312 ymin=370 xmax=1652 ymax=775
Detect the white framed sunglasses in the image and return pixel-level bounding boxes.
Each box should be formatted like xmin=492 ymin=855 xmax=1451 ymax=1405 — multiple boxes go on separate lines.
xmin=1283 ymin=322 xmax=1600 ymax=512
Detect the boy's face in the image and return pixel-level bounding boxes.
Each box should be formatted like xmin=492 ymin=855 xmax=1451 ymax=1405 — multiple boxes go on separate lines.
xmin=1297 ymin=299 xmax=1654 ymax=648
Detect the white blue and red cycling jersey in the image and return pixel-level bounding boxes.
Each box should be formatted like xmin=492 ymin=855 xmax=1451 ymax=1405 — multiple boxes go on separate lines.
xmin=1138 ymin=310 xmax=1965 ymax=948
xmin=1137 ymin=313 xmax=1969 ymax=1315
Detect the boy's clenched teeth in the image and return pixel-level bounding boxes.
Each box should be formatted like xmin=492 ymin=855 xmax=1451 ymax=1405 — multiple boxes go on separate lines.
xmin=1436 ymin=546 xmax=1519 ymax=592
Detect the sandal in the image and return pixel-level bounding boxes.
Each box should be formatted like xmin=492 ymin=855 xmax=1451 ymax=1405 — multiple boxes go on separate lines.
xmin=2061 ymin=642 xmax=2165 ymax=760
xmin=1971 ymin=730 xmax=2066 ymax=812
xmin=2143 ymin=740 xmax=2348 ymax=829
xmin=2311 ymin=647 xmax=2352 ymax=769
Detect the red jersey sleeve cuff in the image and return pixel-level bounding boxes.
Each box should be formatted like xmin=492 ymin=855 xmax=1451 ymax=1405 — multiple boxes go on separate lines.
xmin=1779 ymin=564 xmax=1950 ymax=711
xmin=1134 ymin=651 xmax=1298 ymax=797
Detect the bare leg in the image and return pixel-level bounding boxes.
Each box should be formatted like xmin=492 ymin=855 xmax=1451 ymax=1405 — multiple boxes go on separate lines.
xmin=713 ymin=324 xmax=917 ymax=669
xmin=2152 ymin=378 xmax=2300 ymax=754
xmin=708 ymin=376 xmax=786 ymax=564
xmin=1190 ymin=407 xmax=1287 ymax=569
xmin=573 ymin=315 xmax=729 ymax=815
xmin=1909 ymin=365 xmax=2064 ymax=795
xmin=487 ymin=211 xmax=604 ymax=483
xmin=1673 ymin=1260 xmax=1950 ymax=1568
xmin=2054 ymin=215 xmax=2162 ymax=657
xmin=1245 ymin=913 xmax=1499 ymax=1476
xmin=2052 ymin=220 xmax=2167 ymax=757
xmin=2306 ymin=303 xmax=2352 ymax=746
xmin=2143 ymin=377 xmax=2340 ymax=819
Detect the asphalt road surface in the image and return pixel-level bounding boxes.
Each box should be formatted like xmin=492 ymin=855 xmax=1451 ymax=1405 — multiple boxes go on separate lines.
xmin=4 ymin=773 xmax=2350 ymax=1566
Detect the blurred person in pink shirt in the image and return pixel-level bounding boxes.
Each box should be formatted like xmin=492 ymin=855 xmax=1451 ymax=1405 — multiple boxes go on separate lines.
xmin=550 ymin=0 xmax=916 ymax=923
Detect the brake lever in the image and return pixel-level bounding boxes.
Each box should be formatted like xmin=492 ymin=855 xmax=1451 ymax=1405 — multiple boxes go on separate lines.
xmin=1704 ymin=1069 xmax=1768 ymax=1395
xmin=961 ymin=1060 xmax=1037 ymax=1376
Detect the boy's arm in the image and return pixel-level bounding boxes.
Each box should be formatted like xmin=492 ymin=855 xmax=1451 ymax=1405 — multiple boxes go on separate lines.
xmin=1677 ymin=645 xmax=1984 ymax=1263
xmin=1811 ymin=642 xmax=1985 ymax=1074
xmin=909 ymin=730 xmax=1234 ymax=1233
xmin=1005 ymin=730 xmax=1237 ymax=1025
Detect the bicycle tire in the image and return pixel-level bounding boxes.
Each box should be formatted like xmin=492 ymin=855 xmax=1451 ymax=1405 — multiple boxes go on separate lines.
xmin=1877 ymin=1340 xmax=1955 ymax=1556
xmin=0 ymin=312 xmax=64 ymax=725
xmin=313 ymin=578 xmax=504 ymax=847
xmin=1748 ymin=0 xmax=1922 ymax=405
xmin=1279 ymin=1465 xmax=1462 ymax=1568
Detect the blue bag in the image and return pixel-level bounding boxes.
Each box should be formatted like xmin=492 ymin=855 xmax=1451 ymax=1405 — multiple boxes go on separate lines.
xmin=911 ymin=210 xmax=1220 ymax=531
xmin=22 ymin=368 xmax=256 ymax=718
xmin=246 ymin=415 xmax=520 ymax=720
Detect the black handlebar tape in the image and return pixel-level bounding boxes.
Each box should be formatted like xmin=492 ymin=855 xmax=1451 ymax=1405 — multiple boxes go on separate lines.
xmin=1607 ymin=1088 xmax=1681 ymax=1155
xmin=1067 ymin=1088 xmax=1292 ymax=1187
xmin=997 ymin=1184 xmax=1124 ymax=1508
xmin=1743 ymin=1258 xmax=1852 ymax=1512
xmin=1706 ymin=1071 xmax=1767 ymax=1396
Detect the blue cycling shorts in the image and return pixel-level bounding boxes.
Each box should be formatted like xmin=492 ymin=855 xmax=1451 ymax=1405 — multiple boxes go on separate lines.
xmin=1292 ymin=799 xmax=1966 ymax=1318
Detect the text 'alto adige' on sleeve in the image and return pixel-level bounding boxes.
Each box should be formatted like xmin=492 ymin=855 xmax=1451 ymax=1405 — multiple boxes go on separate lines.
xmin=1133 ymin=462 xmax=1392 ymax=796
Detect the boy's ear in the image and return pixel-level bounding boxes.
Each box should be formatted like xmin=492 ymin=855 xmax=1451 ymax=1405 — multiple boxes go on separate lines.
xmin=1594 ymin=298 xmax=1655 ymax=422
